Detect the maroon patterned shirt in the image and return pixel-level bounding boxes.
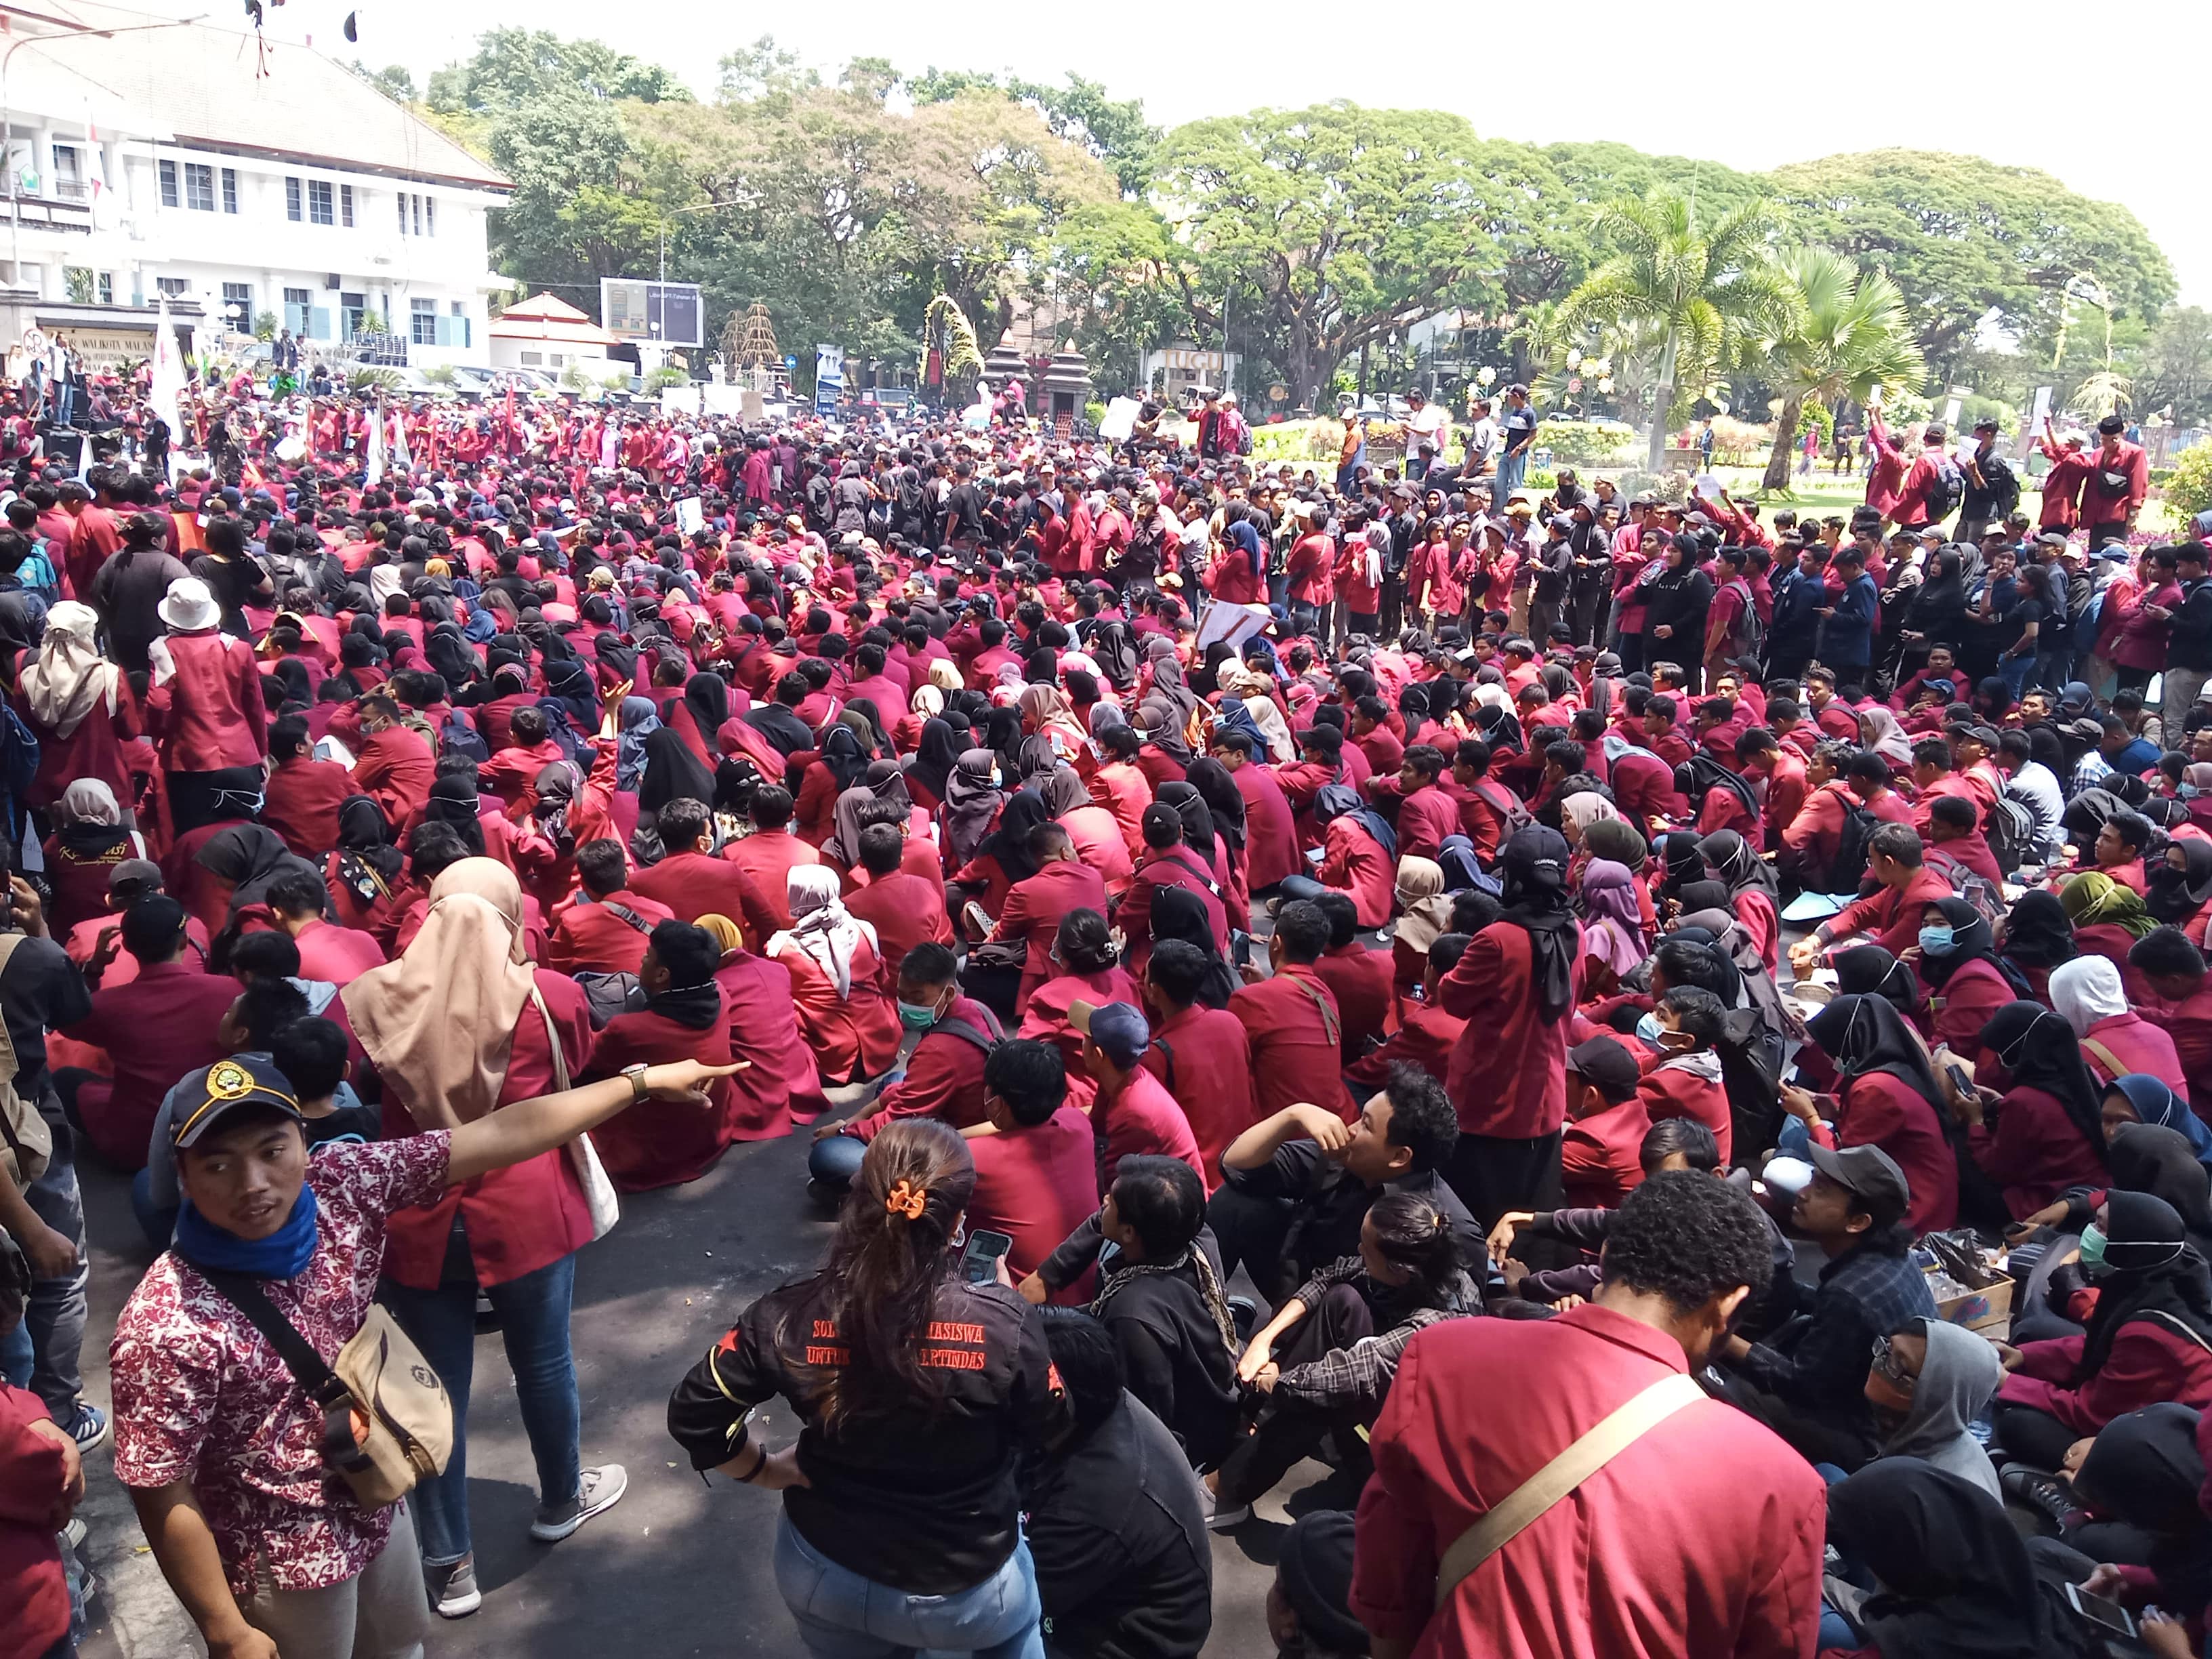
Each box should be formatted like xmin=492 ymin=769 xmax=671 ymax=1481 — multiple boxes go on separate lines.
xmin=110 ymin=1132 xmax=453 ymax=1593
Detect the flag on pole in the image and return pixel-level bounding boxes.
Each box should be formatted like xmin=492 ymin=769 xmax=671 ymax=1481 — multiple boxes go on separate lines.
xmin=390 ymin=405 xmax=412 ymax=471
xmin=150 ymin=296 xmax=186 ymax=480
xmin=85 ymin=112 xmax=114 ymax=231
xmin=365 ymin=394 xmax=386 ymax=485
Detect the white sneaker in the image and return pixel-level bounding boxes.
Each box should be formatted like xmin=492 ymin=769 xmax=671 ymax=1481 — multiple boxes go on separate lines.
xmin=530 ymin=1464 xmax=628 ymax=1542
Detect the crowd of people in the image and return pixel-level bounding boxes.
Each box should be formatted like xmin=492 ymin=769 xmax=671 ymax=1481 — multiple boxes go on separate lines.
xmin=0 ymin=356 xmax=2209 ymax=1659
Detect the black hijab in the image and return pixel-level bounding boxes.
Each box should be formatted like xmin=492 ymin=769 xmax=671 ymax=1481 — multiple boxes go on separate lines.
xmin=335 ymin=794 xmax=403 ymax=883
xmin=2148 ymin=839 xmax=2212 ymax=925
xmin=1184 ymin=756 xmax=1248 ymax=851
xmin=1498 ymin=824 xmax=1576 ymax=1024
xmin=1914 ymin=895 xmax=2018 ymax=992
xmin=682 ymin=672 xmax=731 ymax=750
xmin=2076 ymin=1189 xmax=2212 ymax=1381
xmin=819 ymin=724 xmax=869 ymax=792
xmin=1674 ymin=754 xmax=1761 ymax=826
xmin=196 ymin=823 xmax=316 ymax=912
xmin=1152 ymin=885 xmax=1239 ymax=1009
xmin=2074 ymin=1401 xmax=2212 ymax=1615
xmin=592 ymin=628 xmax=639 ymax=684
xmin=1832 ymin=944 xmax=1924 ymax=1017
xmin=1315 ymin=782 xmax=1397 ymax=861
xmin=2108 ymin=1124 xmax=2212 ymax=1256
xmin=1827 ymin=1459 xmax=2051 ymax=1659
xmin=979 ymin=787 xmax=1051 ymax=884
xmin=1156 ymin=781 xmax=1214 ymax=860
xmin=912 ymin=717 xmax=963 ymax=802
xmin=1805 ymin=993 xmax=1946 ymax=1111
xmin=541 ymin=655 xmax=596 ymax=732
xmin=1978 ymin=1000 xmax=2106 ymax=1164
xmin=638 ymin=725 xmax=716 ymax=816
xmin=1696 ymin=827 xmax=1778 ymax=901
xmin=424 ymin=771 xmax=487 ymax=857
xmin=1999 ymin=888 xmax=2075 ymax=972
xmin=1654 ymin=830 xmax=1706 ymax=905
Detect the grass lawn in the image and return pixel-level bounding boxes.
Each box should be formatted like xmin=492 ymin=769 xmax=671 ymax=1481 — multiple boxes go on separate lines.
xmin=1702 ymin=465 xmax=2189 ymax=539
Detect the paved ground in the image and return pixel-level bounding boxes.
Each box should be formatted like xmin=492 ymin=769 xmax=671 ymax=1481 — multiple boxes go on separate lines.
xmin=69 ymin=1076 xmax=1314 ymax=1657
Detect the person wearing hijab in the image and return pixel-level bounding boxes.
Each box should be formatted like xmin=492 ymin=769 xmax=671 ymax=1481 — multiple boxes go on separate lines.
xmin=1906 ymin=895 xmax=2020 ymax=1055
xmin=2053 ymin=954 xmax=2190 ymax=1101
xmin=1576 ymin=859 xmax=1648 ymax=1000
xmin=325 ymin=792 xmax=409 ymax=942
xmin=1388 ymin=855 xmax=1458 ymax=1019
xmin=1834 ymin=945 xmax=1928 ymax=1023
xmin=1652 ymin=829 xmax=1708 ymax=911
xmin=1017 ymin=682 xmax=1090 ymax=769
xmin=1039 ymin=764 xmax=1134 ymax=897
xmin=1687 ymin=825 xmax=1774 ymax=966
xmin=1155 ymin=780 xmax=1229 ymax=901
xmin=796 ymin=723 xmax=870 ymax=846
xmin=693 ymin=910 xmax=817 ymax=1129
xmin=975 ymin=795 xmax=1108 ymax=1017
xmin=422 ymin=768 xmax=491 ymax=861
xmin=1290 ymin=783 xmax=1395 ymax=928
xmin=1826 ymin=1459 xmax=2055 ymax=1659
xmin=17 ymin=597 xmax=137 ymax=811
xmin=1793 ymin=995 xmax=1960 ymax=1234
xmin=634 ymin=725 xmax=718 ymax=825
xmin=2060 ymin=1400 xmax=2212 ymax=1630
xmin=2148 ymin=837 xmax=2212 ymax=941
xmin=1434 ymin=825 xmax=1582 ymax=1226
xmin=42 ymin=778 xmax=146 ymax=937
xmin=767 ymin=863 xmax=901 ymax=1086
xmin=2062 ymin=871 xmax=2157 ymax=978
xmin=673 ymin=671 xmax=732 ymax=766
xmin=581 ymin=919 xmax=743 ymax=1191
xmin=614 ymin=696 xmax=661 ymax=794
xmin=1999 ymin=888 xmax=2076 ymax=1004
xmin=1996 ymin=1190 xmax=2212 ymax=1461
xmin=193 ymin=822 xmax=318 ymax=933
xmin=940 ymin=747 xmax=1004 ymax=875
xmin=1183 ymin=752 xmax=1251 ymax=914
xmin=1862 ymin=1319 xmax=2005 ymax=1500
xmin=2104 ymin=1078 xmax=2212 ymax=1181
xmin=1857 ymin=704 xmax=1917 ymax=768
xmin=1147 ymin=885 xmax=1240 ymax=1012
xmin=1961 ymin=1002 xmax=2108 ymax=1219
xmin=908 ymin=715 xmax=964 ymax=809
xmin=342 ymin=857 xmax=613 ymax=1593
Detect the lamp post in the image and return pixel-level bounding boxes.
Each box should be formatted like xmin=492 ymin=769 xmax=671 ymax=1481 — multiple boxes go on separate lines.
xmin=3 ymin=15 xmax=207 ymax=288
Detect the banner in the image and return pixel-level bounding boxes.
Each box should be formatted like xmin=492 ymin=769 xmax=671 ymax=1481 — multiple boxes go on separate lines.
xmin=815 ymin=344 xmax=844 ymax=417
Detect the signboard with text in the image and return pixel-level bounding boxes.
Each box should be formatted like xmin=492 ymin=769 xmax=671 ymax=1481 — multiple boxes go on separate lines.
xmin=599 ymin=279 xmax=703 ymax=348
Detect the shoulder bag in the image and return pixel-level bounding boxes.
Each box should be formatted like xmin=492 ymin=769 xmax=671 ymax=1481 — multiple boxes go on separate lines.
xmin=529 ymin=980 xmax=619 ymax=1241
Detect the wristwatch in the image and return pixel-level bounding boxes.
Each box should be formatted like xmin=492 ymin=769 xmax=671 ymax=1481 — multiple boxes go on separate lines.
xmin=621 ymin=1062 xmax=651 ymax=1103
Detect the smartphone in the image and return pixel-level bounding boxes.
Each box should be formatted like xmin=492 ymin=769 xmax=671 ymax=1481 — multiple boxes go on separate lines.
xmin=1942 ymin=1061 xmax=1975 ymax=1101
xmin=960 ymin=1229 xmax=1014 ymax=1286
xmin=2064 ymin=1582 xmax=2136 ymax=1637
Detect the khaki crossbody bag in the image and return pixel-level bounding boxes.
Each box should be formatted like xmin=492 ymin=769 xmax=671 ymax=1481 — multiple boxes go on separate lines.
xmin=1432 ymin=1372 xmax=1706 ymax=1610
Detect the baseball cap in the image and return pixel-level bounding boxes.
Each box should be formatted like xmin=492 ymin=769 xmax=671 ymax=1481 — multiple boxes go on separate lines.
xmin=1804 ymin=1141 xmax=1912 ymax=1225
xmin=1973 ymin=415 xmax=2000 ymax=432
xmin=171 ymin=1055 xmax=305 ymax=1150
xmin=108 ymin=857 xmax=164 ymax=897
xmin=1567 ymin=1035 xmax=1641 ymax=1103
xmin=1067 ymin=1000 xmax=1149 ymax=1069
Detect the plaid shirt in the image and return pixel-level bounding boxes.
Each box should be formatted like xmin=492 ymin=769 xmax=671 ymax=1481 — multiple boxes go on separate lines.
xmin=1272 ymin=1256 xmax=1479 ymax=1417
xmin=1732 ymin=1244 xmax=1936 ymax=1417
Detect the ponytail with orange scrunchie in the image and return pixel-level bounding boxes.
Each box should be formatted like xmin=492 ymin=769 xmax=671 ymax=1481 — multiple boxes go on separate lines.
xmin=884 ymin=1179 xmax=927 ymax=1220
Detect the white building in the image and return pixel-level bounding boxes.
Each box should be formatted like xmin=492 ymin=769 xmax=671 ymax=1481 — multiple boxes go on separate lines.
xmin=0 ymin=0 xmax=511 ymax=369
xmin=488 ymin=293 xmax=623 ymax=381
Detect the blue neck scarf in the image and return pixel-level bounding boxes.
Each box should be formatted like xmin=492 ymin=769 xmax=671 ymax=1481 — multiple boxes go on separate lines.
xmin=174 ymin=1184 xmax=321 ymax=1279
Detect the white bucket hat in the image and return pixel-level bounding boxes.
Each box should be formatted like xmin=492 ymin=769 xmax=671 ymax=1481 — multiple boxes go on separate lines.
xmin=157 ymin=575 xmax=221 ymax=633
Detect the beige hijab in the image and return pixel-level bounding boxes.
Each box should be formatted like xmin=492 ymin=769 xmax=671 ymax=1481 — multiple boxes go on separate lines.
xmin=20 ymin=601 xmax=119 ymax=739
xmin=1393 ymin=856 xmax=1457 ymax=954
xmin=342 ymin=857 xmax=539 ymax=1128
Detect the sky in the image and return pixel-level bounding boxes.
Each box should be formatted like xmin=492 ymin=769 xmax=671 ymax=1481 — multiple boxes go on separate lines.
xmin=209 ymin=0 xmax=2212 ymax=304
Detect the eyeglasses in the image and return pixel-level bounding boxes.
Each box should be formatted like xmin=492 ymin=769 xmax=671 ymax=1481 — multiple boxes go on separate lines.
xmin=1870 ymin=1334 xmax=1917 ymax=1391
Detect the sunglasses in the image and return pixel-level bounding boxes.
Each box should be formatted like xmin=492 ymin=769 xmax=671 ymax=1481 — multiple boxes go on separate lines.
xmin=1870 ymin=1333 xmax=1917 ymax=1391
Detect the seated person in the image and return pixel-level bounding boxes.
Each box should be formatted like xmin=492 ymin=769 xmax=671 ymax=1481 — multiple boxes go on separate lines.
xmin=1263 ymin=1512 xmax=1365 ymax=1659
xmin=1025 ymin=1157 xmax=1238 ymax=1469
xmin=544 ymin=838 xmax=674 ymax=977
xmin=1025 ymin=1309 xmax=1212 ymax=1659
xmin=1635 ymin=987 xmax=1734 ymax=1165
xmin=960 ymin=1038 xmax=1101 ymax=1280
xmin=1346 ymin=931 xmax=1470 ymax=1092
xmin=1206 ymin=1191 xmax=1479 ymax=1530
xmin=582 ymin=920 xmax=743 ymax=1192
xmin=842 ymin=820 xmax=954 ymax=987
xmin=1072 ymin=1000 xmax=1206 ymax=1189
xmin=1208 ymin=1067 xmax=1475 ymax=1307
xmin=1560 ymin=1032 xmax=1653 ymax=1212
xmin=1717 ymin=1143 xmax=1936 ymax=1472
xmin=1138 ymin=941 xmax=1258 ymax=1185
xmin=258 ymin=867 xmax=385 ymax=987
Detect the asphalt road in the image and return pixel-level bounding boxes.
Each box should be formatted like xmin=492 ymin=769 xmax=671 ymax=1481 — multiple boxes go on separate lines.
xmin=69 ymin=1086 xmax=1311 ymax=1658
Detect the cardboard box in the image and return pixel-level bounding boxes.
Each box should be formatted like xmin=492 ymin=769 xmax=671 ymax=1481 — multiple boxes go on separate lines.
xmin=1926 ymin=1267 xmax=2014 ymax=1336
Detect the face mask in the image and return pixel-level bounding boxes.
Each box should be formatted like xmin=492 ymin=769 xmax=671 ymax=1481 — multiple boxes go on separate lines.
xmin=1635 ymin=1010 xmax=1663 ymax=1045
xmin=1917 ymin=925 xmax=1956 ymax=956
xmin=2078 ymin=1223 xmax=2109 ymax=1272
xmin=897 ymin=998 xmax=943 ymax=1032
xmin=2182 ymin=785 xmax=2200 ymax=801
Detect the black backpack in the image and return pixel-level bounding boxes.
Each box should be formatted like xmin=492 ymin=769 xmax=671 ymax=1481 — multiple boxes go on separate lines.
xmin=928 ymin=1006 xmax=1006 ymax=1057
xmin=1987 ymin=791 xmax=2036 ymax=876
xmin=1825 ymin=798 xmax=1881 ymax=895
xmin=1921 ymin=458 xmax=1963 ymax=521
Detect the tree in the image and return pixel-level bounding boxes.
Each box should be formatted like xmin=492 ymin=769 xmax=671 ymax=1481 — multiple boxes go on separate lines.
xmin=2133 ymin=306 xmax=2212 ymax=426
xmin=1767 ymin=150 xmax=2174 ymax=369
xmin=350 ymin=62 xmax=415 ymax=104
xmin=1755 ymin=248 xmax=1925 ymax=490
xmin=426 ymin=28 xmax=689 ymax=115
xmin=1560 ymin=192 xmax=1799 ymax=470
xmin=1151 ymin=104 xmax=1511 ymax=408
xmin=911 ymin=69 xmax=1160 ymax=197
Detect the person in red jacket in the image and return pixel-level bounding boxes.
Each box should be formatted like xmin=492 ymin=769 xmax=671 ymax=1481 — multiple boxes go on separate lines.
xmin=1228 ymin=901 xmax=1356 ymax=1124
xmin=1786 ymin=994 xmax=1961 ymax=1234
xmin=1635 ymin=987 xmax=1736 ymax=1164
xmin=16 ymin=598 xmax=142 ymax=815
xmin=580 ymin=920 xmax=744 ymax=1191
xmin=1349 ymin=931 xmax=1471 ymax=1093
xmin=0 ymin=1372 xmax=81 ymax=1659
xmin=2079 ymin=411 xmax=2150 ymax=547
xmin=346 ymin=693 xmax=437 ymax=832
xmin=1364 ymin=745 xmax=1460 ymax=865
xmin=544 ymin=838 xmax=674 ymax=975
xmin=630 ymin=798 xmax=781 ymax=945
xmin=842 ymin=821 xmax=954 ymax=987
xmin=1206 ymin=730 xmax=1300 ymax=891
xmin=1792 ymin=823 xmax=1957 ymax=966
xmin=146 ymin=576 xmax=267 ymax=834
xmin=259 ymin=715 xmax=353 ymax=857
xmin=1138 ymin=940 xmax=1258 ymax=1185
xmin=2034 ymin=415 xmax=2093 ymax=531
xmin=1354 ymin=1171 xmax=1824 ymax=1659
xmin=975 ymin=818 xmax=1106 ymax=1013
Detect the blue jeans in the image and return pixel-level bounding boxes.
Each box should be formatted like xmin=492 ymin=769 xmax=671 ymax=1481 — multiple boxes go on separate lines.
xmin=1494 ymin=448 xmax=1528 ymax=500
xmin=25 ymin=1118 xmax=87 ymax=1423
xmin=1998 ymin=653 xmax=2036 ymax=698
xmin=773 ymin=1512 xmax=1043 ymax=1659
xmin=808 ymin=1132 xmax=867 ymax=1185
xmin=0 ymin=1316 xmax=31 ymax=1387
xmin=380 ymin=1225 xmax=581 ymax=1563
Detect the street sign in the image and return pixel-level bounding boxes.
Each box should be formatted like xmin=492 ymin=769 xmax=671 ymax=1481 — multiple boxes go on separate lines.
xmin=784 ymin=354 xmax=798 ymax=370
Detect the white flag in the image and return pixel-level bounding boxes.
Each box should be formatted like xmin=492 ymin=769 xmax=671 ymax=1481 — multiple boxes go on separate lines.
xmin=390 ymin=405 xmax=411 ymax=471
xmin=150 ymin=298 xmax=185 ymax=479
xmin=365 ymin=394 xmax=386 ymax=485
xmin=85 ymin=113 xmax=114 ymax=232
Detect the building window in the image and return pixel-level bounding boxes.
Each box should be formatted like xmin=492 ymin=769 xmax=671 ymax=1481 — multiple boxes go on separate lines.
xmin=283 ymin=285 xmax=311 ymax=306
xmin=159 ymin=159 xmax=180 ymax=208
xmin=340 ymin=290 xmax=367 ymax=338
xmin=222 ymin=167 xmax=237 ymax=213
xmin=308 ymin=180 xmax=333 ymax=226
xmin=285 ymin=176 xmax=302 ymax=220
xmin=96 ymin=272 xmax=112 ymax=304
xmin=340 ymin=184 xmax=354 ymax=227
xmin=396 ymin=194 xmax=407 ymax=235
xmin=50 ymin=145 xmax=81 ymax=201
xmin=157 ymin=276 xmax=190 ymax=298
xmin=519 ymin=350 xmax=541 ymax=365
xmin=410 ymin=296 xmax=436 ymax=346
xmin=222 ymin=281 xmax=253 ymax=331
xmin=184 ymin=163 xmax=215 ymax=212
xmin=424 ymin=196 xmax=434 ymax=237
xmin=413 ymin=194 xmax=424 ymax=237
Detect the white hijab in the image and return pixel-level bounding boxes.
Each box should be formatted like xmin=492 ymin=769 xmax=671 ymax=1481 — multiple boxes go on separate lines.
xmin=769 ymin=863 xmax=877 ymax=998
xmin=2049 ymin=954 xmax=2128 ymax=1036
xmin=19 ymin=600 xmax=118 ymax=739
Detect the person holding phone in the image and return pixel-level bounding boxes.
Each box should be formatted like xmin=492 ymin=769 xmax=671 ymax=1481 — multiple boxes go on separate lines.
xmin=668 ymin=1120 xmax=1057 ymax=1659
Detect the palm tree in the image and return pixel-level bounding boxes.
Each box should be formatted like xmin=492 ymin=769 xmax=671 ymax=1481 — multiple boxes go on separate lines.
xmin=1757 ymin=249 xmax=1926 ymax=491
xmin=1561 ymin=192 xmax=1799 ymax=472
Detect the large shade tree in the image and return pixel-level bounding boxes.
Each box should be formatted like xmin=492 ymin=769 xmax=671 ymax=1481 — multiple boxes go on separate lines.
xmin=1560 ymin=192 xmax=1800 ymax=470
xmin=1756 ymin=248 xmax=1925 ymax=489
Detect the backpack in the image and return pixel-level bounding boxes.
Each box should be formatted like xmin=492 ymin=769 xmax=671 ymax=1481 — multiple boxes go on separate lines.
xmin=0 ymin=701 xmax=38 ymax=846
xmin=438 ymin=709 xmax=490 ymax=764
xmin=928 ymin=1006 xmax=1006 ymax=1057
xmin=1921 ymin=458 xmax=1963 ymax=521
xmin=1933 ymin=852 xmax=2007 ymax=933
xmin=573 ymin=970 xmax=644 ymax=1029
xmin=1987 ymin=790 xmax=2036 ymax=877
xmin=1825 ymin=796 xmax=1881 ymax=896
xmin=535 ymin=699 xmax=587 ymax=763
